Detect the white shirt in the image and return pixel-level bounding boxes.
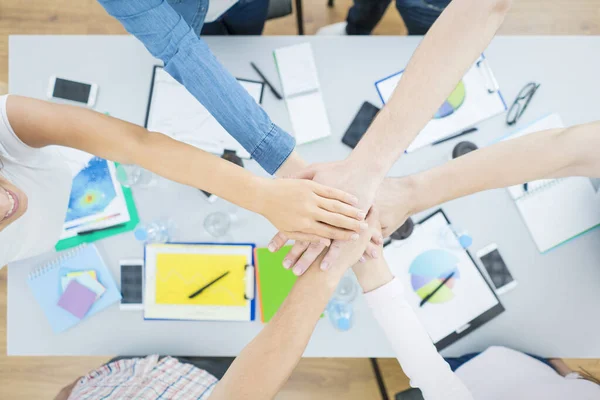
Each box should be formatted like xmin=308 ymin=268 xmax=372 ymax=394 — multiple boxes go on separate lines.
xmin=0 ymin=95 xmax=71 ymax=266
xmin=364 ymin=277 xmax=473 ymax=400
xmin=456 ymin=346 xmax=600 ymax=400
xmin=365 ymin=278 xmax=600 ymax=399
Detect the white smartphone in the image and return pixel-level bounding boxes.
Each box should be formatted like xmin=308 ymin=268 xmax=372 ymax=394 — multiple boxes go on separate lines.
xmin=477 ymin=244 xmax=517 ymax=295
xmin=119 ymin=259 xmax=144 ymax=310
xmin=47 ymin=76 xmax=98 ymax=107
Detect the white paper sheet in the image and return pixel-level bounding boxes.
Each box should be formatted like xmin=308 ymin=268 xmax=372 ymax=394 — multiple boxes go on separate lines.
xmin=273 ymin=42 xmax=320 ymax=97
xmin=286 ymin=91 xmax=331 ymax=145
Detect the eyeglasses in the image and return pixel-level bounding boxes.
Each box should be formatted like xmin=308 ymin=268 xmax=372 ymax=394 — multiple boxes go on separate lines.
xmin=506 ymin=82 xmax=540 ymax=126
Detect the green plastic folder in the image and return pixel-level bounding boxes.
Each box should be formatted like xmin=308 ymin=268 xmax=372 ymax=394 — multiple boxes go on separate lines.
xmin=255 ymin=246 xmax=297 ymax=323
xmin=55 ymin=164 xmax=140 ymax=251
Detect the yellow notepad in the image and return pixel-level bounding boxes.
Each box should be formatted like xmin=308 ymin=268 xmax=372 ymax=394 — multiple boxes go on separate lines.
xmin=155 ymin=253 xmax=247 ymax=306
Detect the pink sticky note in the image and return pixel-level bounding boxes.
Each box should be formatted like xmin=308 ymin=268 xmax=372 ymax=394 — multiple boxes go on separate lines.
xmin=57 ymin=280 xmax=97 ymax=319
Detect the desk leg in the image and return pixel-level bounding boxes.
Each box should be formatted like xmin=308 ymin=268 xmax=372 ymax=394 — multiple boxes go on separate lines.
xmin=295 ymin=0 xmax=304 ymax=35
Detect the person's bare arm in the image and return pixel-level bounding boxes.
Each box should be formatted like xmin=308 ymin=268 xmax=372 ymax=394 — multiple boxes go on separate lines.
xmin=267 ymin=0 xmax=512 ymax=272
xmin=375 ymin=122 xmax=600 ymax=236
xmin=350 ymin=0 xmax=512 ymax=182
xmin=6 ymin=95 xmax=365 ymax=241
xmin=209 ymin=211 xmax=378 ymax=400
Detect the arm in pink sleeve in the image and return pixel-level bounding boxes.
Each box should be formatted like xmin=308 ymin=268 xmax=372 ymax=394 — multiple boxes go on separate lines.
xmin=364 ymin=278 xmax=473 ymax=400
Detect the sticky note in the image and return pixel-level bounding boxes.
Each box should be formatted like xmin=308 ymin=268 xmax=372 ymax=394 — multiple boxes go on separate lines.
xmin=57 ymin=280 xmax=97 ymax=319
xmin=62 ymin=274 xmax=106 ymax=299
xmin=66 ymin=270 xmax=97 ymax=281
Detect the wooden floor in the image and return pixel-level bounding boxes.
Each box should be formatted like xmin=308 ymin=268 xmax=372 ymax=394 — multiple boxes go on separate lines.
xmin=1 ymin=0 xmax=600 ymax=398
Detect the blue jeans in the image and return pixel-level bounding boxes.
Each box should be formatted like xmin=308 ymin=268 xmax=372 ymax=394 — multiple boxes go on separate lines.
xmin=347 ymin=0 xmax=451 ymax=35
xmin=202 ymin=0 xmax=270 ymax=35
xmin=444 ymin=352 xmax=553 ymax=372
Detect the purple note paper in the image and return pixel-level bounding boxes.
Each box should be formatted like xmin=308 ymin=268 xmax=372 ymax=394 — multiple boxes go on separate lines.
xmin=57 ymin=280 xmax=97 ymax=319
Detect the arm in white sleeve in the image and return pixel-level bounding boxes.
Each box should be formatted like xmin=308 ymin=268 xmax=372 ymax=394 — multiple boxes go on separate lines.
xmin=364 ymin=278 xmax=473 ymax=400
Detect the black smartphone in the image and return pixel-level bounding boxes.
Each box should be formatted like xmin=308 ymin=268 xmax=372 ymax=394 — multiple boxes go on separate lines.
xmin=341 ymin=101 xmax=380 ymax=149
xmin=119 ymin=260 xmax=144 ymax=310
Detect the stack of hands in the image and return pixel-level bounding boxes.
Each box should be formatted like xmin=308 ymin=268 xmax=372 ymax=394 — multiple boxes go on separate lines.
xmin=258 ymin=157 xmax=415 ymax=276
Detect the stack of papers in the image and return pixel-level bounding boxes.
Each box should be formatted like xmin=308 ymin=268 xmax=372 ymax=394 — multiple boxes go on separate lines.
xmin=53 ymin=148 xmax=131 ymax=240
xmin=274 ymin=43 xmax=332 ymax=145
xmin=57 ymin=269 xmax=107 ymax=319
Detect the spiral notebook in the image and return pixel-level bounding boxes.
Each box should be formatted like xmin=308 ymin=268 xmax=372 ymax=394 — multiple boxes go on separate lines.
xmin=27 ymin=244 xmax=121 ymax=333
xmin=504 ymin=114 xmax=600 ymax=252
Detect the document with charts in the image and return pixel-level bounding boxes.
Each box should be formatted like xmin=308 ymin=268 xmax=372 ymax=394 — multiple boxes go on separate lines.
xmin=144 ymin=243 xmax=256 ymax=322
xmin=383 ymin=211 xmax=503 ymax=350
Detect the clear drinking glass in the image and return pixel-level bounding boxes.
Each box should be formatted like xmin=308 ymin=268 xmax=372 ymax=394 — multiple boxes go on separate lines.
xmin=116 ymin=164 xmax=156 ymax=188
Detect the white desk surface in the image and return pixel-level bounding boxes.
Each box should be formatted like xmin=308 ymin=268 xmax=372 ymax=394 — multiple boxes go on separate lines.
xmin=7 ymin=35 xmax=600 ymax=357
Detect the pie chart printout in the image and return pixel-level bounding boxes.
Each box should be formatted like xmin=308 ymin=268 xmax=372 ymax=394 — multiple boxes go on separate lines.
xmin=409 ymin=249 xmax=461 ymax=304
xmin=434 ymin=80 xmax=466 ymax=119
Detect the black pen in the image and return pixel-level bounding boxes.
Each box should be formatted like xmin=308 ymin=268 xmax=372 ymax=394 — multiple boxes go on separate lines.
xmin=188 ymin=271 xmax=230 ymax=299
xmin=419 ymin=271 xmax=456 ymax=307
xmin=250 ymin=62 xmax=283 ymax=100
xmin=77 ymin=223 xmax=126 ymax=236
xmin=523 ymin=183 xmax=529 ymax=192
xmin=432 ymin=127 xmax=478 ymax=146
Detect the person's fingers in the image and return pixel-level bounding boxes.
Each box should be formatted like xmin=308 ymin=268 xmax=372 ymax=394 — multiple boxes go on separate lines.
xmin=363 ymin=241 xmax=380 ymax=259
xmin=312 ymin=183 xmax=359 ymax=206
xmin=292 ymin=167 xmax=317 ymax=180
xmin=293 ymin=242 xmax=326 ymax=276
xmin=268 ymin=231 xmax=289 ymax=252
xmin=284 ymin=232 xmax=331 ymax=246
xmin=283 ymin=241 xmax=310 ymax=269
xmin=310 ymin=222 xmax=360 ymax=241
xmin=319 ymin=198 xmax=366 ymax=220
xmin=371 ymin=231 xmax=384 ymax=245
xmin=320 ymin=240 xmax=343 ymax=271
xmin=317 ymin=209 xmax=367 ymax=232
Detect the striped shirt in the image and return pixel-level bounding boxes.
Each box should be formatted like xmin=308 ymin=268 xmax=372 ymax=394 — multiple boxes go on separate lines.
xmin=68 ymin=355 xmax=218 ymax=399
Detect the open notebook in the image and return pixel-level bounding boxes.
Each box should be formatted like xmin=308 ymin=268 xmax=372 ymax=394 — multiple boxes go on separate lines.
xmin=504 ymin=114 xmax=600 ymax=252
xmin=144 ymin=243 xmax=256 ymax=321
xmin=274 ymin=42 xmax=331 ymax=144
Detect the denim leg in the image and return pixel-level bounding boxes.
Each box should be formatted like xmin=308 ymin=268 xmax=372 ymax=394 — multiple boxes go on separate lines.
xmin=346 ymin=0 xmax=392 ymax=35
xmin=395 ymin=0 xmax=451 ymax=35
xmin=444 ymin=352 xmax=554 ymax=373
xmin=203 ymin=0 xmax=270 ymax=35
xmin=444 ymin=352 xmax=481 ymax=372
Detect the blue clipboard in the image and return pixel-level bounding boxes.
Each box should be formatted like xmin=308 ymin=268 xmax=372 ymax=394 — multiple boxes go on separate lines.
xmin=143 ymin=241 xmax=256 ymax=322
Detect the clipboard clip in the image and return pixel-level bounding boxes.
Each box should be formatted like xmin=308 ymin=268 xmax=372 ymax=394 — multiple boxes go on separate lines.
xmin=244 ymin=264 xmax=255 ymax=301
xmin=476 ymin=57 xmax=500 ymax=94
xmin=455 ymin=323 xmax=471 ymax=334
